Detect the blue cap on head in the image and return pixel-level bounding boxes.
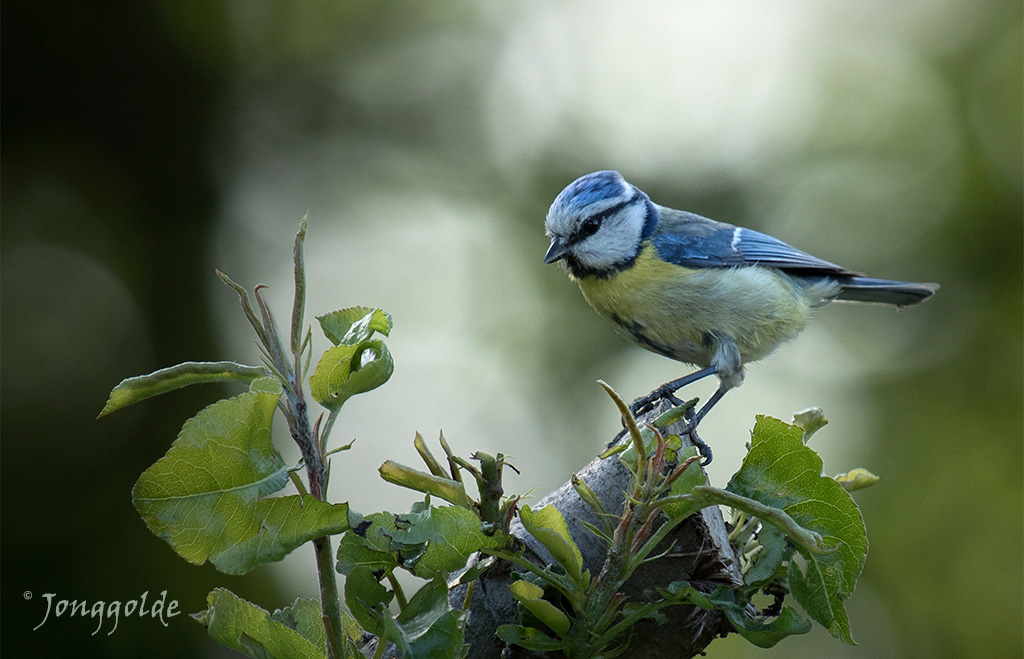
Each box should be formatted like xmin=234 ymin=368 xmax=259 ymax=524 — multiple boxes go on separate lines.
xmin=551 ymin=170 xmax=630 ymax=217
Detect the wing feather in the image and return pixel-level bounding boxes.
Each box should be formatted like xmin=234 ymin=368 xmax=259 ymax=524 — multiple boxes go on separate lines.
xmin=652 ymin=208 xmax=857 ymax=276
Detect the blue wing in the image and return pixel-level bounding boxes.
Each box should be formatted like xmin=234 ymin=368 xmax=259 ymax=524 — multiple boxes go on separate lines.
xmin=651 ymin=208 xmax=857 ymax=276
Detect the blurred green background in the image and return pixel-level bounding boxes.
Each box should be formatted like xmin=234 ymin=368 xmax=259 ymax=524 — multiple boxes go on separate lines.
xmin=2 ymin=1 xmax=1021 ymax=657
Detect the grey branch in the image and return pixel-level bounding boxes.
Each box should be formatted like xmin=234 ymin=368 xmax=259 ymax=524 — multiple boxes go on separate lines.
xmin=456 ymin=401 xmax=743 ymax=659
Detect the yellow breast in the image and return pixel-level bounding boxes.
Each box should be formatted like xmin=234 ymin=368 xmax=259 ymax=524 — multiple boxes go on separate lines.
xmin=575 ymin=245 xmax=816 ymax=366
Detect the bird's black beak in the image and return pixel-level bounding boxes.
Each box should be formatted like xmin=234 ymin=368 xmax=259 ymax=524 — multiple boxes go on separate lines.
xmin=544 ymin=237 xmax=568 ymax=264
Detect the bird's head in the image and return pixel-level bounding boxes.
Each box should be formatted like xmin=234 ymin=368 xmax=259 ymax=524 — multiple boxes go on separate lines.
xmin=544 ymin=170 xmax=655 ymax=278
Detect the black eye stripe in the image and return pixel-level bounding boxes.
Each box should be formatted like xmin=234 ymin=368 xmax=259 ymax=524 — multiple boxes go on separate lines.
xmin=570 ymin=191 xmax=639 ymax=244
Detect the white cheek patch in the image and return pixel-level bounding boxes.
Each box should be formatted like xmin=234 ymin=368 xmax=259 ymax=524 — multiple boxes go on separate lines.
xmin=575 ymin=202 xmax=647 ymax=270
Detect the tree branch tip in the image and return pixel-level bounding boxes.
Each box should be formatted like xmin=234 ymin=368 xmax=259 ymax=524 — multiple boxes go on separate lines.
xmin=216 ymin=269 xmax=244 ymax=289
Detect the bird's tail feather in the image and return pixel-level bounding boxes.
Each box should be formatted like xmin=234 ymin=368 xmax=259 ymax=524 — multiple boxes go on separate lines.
xmin=836 ymin=277 xmax=938 ymax=306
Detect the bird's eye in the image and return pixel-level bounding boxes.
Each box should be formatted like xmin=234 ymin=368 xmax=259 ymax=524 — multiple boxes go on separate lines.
xmin=579 ymin=216 xmax=601 ymax=237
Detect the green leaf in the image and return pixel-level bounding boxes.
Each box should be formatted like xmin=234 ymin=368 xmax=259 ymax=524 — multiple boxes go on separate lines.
xmin=269 ymin=598 xmax=327 ymax=655
xmin=414 ymin=432 xmax=449 ymax=478
xmin=339 ymin=609 xmax=364 ymax=649
xmin=684 ymin=486 xmax=825 ymax=557
xmin=335 ymin=512 xmax=403 ymax=576
xmin=290 ymin=215 xmax=309 ymax=356
xmin=347 ymin=572 xmax=465 ymax=657
xmin=451 ymin=555 xmax=497 ymax=588
xmin=132 ymin=392 xmax=350 ymax=574
xmin=250 ymin=376 xmax=284 ymax=394
xmin=387 ymin=504 xmax=506 ymax=578
xmin=615 ymin=425 xmax=657 ymax=473
xmin=788 ymin=558 xmax=853 ymax=644
xmin=385 ymin=577 xmax=466 ymax=659
xmin=390 ymin=608 xmax=465 ymax=659
xmin=723 ymin=605 xmax=813 ymax=648
xmin=660 ymin=582 xmax=812 ymax=648
xmin=378 ymin=461 xmax=472 ymax=508
xmin=652 ymin=401 xmax=696 ymax=428
xmin=617 ymin=424 xmax=692 ymax=474
xmin=317 ymin=307 xmax=392 ymax=346
xmin=508 ymin=580 xmax=572 ymax=638
xmin=212 ymin=496 xmax=351 ymax=574
xmin=344 ymin=565 xmax=393 ymax=636
xmin=743 ymin=523 xmax=792 ymax=587
xmin=98 ymin=361 xmax=267 ymax=417
xmin=496 ymin=625 xmax=564 ymax=652
xmin=237 ymin=634 xmax=276 ymax=659
xmin=519 ymin=505 xmax=584 ymax=583
xmin=337 ymin=503 xmax=504 ymax=580
xmin=663 ymin=446 xmax=707 ymax=518
xmin=194 ymin=588 xmax=324 ymax=659
xmin=571 ymin=474 xmax=606 ymax=516
xmin=657 ymin=581 xmax=716 ymax=610
xmin=726 ymin=415 xmax=867 ymax=644
xmin=310 ymin=340 xmax=393 ymax=411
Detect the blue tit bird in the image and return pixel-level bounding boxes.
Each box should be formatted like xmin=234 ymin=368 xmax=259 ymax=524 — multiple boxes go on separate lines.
xmin=544 ymin=170 xmax=937 ymax=462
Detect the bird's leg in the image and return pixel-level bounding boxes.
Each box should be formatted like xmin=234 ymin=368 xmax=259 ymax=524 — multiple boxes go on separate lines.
xmin=692 ymin=386 xmax=726 ymax=426
xmin=676 ymin=337 xmax=740 ymax=464
xmin=683 ymin=405 xmax=713 ymax=465
xmin=685 ymin=386 xmax=728 ymax=465
xmin=628 ymin=365 xmax=718 ymax=417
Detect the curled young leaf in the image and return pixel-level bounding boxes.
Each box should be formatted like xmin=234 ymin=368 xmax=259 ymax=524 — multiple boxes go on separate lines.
xmin=496 ymin=625 xmax=564 ymax=652
xmin=519 ymin=505 xmax=584 ymax=583
xmin=310 ymin=340 xmax=393 ymax=411
xmin=378 ymin=461 xmax=472 ymax=509
xmin=508 ymin=580 xmax=572 ymax=639
xmin=834 ymin=468 xmax=880 ymax=492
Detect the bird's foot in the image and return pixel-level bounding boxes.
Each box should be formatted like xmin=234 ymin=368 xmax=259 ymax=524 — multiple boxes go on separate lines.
xmin=683 ymin=406 xmax=713 ymax=466
xmin=615 ymin=396 xmax=714 ymax=466
xmin=629 ymin=383 xmax=685 ymax=417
